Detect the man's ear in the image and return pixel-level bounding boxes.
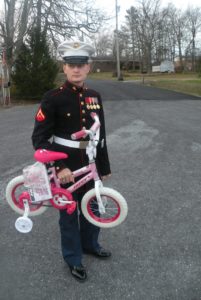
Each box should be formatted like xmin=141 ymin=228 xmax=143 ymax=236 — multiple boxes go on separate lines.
xmin=87 ymin=64 xmax=91 ymax=74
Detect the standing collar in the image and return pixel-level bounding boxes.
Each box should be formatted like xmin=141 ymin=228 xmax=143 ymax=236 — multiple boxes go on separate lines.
xmin=63 ymin=80 xmax=87 ymax=92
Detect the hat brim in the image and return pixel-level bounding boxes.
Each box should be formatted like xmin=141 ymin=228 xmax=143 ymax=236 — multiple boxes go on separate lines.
xmin=63 ymin=56 xmax=89 ymax=64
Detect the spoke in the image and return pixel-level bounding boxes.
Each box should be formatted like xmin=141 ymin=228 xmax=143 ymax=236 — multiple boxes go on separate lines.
xmin=102 ymin=207 xmax=118 ymax=211
xmin=90 ymin=208 xmax=117 ymax=218
xmin=101 ymin=212 xmax=116 ymax=217
xmin=89 ymin=196 xmax=119 ymax=220
xmin=90 ymin=208 xmax=99 ymax=213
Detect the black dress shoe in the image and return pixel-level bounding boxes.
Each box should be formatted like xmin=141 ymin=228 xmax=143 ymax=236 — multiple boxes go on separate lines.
xmin=69 ymin=265 xmax=87 ymax=282
xmin=83 ymin=247 xmax=112 ymax=258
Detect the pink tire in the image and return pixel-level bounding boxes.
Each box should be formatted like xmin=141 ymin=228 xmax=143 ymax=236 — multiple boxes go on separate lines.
xmin=81 ymin=187 xmax=128 ymax=228
xmin=6 ymin=175 xmax=47 ymax=216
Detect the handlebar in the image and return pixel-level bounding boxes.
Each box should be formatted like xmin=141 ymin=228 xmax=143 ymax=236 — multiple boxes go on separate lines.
xmin=71 ymin=130 xmax=86 ymax=140
xmin=71 ymin=113 xmax=100 ymax=140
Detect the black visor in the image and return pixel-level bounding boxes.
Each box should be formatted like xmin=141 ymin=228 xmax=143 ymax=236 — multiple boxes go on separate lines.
xmin=63 ymin=56 xmax=89 ymax=64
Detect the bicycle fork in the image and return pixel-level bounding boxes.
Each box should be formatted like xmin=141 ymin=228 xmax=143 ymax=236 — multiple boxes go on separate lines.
xmin=95 ymin=180 xmax=106 ymax=214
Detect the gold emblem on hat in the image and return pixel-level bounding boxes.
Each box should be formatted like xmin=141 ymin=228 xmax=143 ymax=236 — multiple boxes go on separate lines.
xmin=73 ymin=42 xmax=80 ymax=48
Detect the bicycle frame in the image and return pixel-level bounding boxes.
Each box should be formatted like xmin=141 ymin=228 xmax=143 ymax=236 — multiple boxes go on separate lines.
xmin=49 ymin=162 xmax=98 ymax=191
xmin=48 ymin=161 xmax=105 ymax=213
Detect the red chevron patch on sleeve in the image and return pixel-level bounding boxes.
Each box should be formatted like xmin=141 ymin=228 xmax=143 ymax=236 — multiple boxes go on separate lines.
xmin=35 ymin=108 xmax=46 ymax=121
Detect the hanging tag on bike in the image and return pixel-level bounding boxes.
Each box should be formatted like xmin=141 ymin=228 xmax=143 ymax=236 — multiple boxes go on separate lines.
xmin=23 ymin=162 xmax=52 ymax=202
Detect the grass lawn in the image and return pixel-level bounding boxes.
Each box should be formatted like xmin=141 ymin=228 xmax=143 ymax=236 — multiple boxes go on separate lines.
xmin=147 ymin=79 xmax=201 ymax=97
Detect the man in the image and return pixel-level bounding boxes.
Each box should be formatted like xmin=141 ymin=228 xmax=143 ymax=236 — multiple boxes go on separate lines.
xmin=32 ymin=40 xmax=111 ymax=282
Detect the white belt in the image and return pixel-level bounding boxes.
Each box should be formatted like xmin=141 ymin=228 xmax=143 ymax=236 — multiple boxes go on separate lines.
xmin=53 ymin=136 xmax=88 ymax=149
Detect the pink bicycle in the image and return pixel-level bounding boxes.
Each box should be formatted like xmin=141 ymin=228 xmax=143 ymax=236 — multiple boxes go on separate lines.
xmin=6 ymin=113 xmax=128 ymax=233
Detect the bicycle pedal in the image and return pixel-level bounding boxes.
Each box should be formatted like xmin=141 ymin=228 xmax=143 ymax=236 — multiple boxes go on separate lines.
xmin=66 ymin=202 xmax=76 ymax=214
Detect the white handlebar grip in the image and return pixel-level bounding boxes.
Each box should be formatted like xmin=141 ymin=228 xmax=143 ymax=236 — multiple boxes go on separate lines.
xmin=71 ymin=130 xmax=86 ymax=140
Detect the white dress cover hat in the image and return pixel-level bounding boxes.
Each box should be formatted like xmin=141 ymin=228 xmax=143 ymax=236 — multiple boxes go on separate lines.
xmin=58 ymin=40 xmax=95 ymax=64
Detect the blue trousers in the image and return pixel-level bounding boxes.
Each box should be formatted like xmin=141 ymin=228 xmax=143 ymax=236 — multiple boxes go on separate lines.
xmin=59 ymin=192 xmax=100 ymax=266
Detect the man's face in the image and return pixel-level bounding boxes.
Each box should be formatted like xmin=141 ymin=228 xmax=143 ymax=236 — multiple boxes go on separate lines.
xmin=63 ymin=63 xmax=90 ymax=86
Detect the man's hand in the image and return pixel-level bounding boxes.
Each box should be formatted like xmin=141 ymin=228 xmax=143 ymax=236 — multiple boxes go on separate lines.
xmin=101 ymin=174 xmax=111 ymax=181
xmin=57 ymin=168 xmax=74 ymax=184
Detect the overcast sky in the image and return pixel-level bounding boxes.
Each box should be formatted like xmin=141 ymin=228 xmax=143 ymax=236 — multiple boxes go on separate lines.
xmin=0 ymin=0 xmax=201 ymax=29
xmin=97 ymin=0 xmax=201 ymax=27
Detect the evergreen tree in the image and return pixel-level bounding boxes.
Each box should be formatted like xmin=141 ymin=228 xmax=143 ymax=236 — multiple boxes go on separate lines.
xmin=12 ymin=28 xmax=59 ymax=99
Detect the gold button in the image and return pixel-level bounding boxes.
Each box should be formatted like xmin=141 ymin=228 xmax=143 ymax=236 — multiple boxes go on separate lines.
xmin=67 ymin=113 xmax=71 ymax=117
xmin=80 ymin=93 xmax=83 ymax=97
xmin=82 ymin=110 xmax=85 ymax=114
xmin=82 ymin=118 xmax=86 ymax=122
xmin=81 ymin=101 xmax=84 ymax=105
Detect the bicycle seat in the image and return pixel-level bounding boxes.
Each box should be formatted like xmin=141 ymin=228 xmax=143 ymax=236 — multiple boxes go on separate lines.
xmin=34 ymin=149 xmax=68 ymax=163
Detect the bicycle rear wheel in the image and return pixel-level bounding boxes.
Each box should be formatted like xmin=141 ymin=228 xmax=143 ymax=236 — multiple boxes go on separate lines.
xmin=6 ymin=175 xmax=47 ymax=216
xmin=81 ymin=187 xmax=128 ymax=228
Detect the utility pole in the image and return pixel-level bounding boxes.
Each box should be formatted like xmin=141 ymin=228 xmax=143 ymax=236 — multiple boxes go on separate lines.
xmin=115 ymin=0 xmax=123 ymax=81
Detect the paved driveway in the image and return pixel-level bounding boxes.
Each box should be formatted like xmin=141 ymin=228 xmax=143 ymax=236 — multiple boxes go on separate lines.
xmin=0 ymin=81 xmax=201 ymax=300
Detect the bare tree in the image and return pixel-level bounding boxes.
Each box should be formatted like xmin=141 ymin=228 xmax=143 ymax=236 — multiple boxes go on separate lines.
xmin=93 ymin=31 xmax=113 ymax=57
xmin=152 ymin=6 xmax=176 ymax=63
xmin=185 ymin=7 xmax=201 ymax=71
xmin=124 ymin=6 xmax=140 ymax=71
xmin=121 ymin=0 xmax=201 ymax=73
xmin=167 ymin=5 xmax=187 ymax=71
xmin=0 ymin=0 xmax=107 ymax=69
xmin=15 ymin=0 xmax=34 ymax=56
xmin=0 ymin=0 xmax=17 ymax=68
xmin=123 ymin=0 xmax=162 ymax=72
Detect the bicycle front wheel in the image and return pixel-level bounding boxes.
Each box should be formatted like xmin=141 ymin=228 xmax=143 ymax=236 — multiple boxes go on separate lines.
xmin=81 ymin=187 xmax=128 ymax=228
xmin=6 ymin=175 xmax=47 ymax=216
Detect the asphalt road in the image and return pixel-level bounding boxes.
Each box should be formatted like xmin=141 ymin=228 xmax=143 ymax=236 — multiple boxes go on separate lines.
xmin=1 ymin=81 xmax=201 ymax=300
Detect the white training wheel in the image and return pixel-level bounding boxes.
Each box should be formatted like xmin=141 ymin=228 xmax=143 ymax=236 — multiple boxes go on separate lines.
xmin=15 ymin=216 xmax=33 ymax=233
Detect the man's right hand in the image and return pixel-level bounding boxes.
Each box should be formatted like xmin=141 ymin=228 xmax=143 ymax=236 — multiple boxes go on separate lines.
xmin=57 ymin=168 xmax=74 ymax=184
